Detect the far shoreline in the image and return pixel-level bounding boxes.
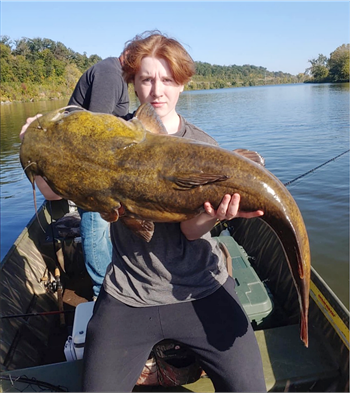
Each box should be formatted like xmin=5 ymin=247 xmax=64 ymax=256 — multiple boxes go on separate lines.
xmin=2 ymin=81 xmax=349 ymax=106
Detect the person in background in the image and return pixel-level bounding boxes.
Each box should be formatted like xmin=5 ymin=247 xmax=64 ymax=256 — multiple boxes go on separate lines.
xmin=20 ymin=55 xmax=130 ymax=300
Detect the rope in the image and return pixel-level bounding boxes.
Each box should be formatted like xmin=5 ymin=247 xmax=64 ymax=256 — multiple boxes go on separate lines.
xmin=284 ymin=149 xmax=350 ymax=187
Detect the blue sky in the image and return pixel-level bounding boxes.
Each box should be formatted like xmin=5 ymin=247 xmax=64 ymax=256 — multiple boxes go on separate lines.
xmin=1 ymin=1 xmax=349 ymax=75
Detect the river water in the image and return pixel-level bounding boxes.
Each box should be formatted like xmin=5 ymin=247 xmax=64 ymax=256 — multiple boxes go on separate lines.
xmin=1 ymin=83 xmax=349 ymax=308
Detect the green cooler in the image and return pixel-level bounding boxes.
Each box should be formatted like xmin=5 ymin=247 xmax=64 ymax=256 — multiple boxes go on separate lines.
xmin=214 ymin=235 xmax=273 ymax=326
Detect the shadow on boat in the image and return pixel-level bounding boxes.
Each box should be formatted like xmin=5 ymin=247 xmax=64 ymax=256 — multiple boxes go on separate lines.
xmin=0 ymin=200 xmax=349 ymax=392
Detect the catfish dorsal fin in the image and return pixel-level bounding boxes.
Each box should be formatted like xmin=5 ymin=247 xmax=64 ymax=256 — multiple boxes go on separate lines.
xmin=233 ymin=148 xmax=265 ymax=166
xmin=134 ymin=103 xmax=168 ymax=134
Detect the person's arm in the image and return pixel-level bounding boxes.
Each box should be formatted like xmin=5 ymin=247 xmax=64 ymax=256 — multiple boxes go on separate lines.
xmin=19 ymin=115 xmax=62 ymax=201
xmin=19 ymin=115 xmax=40 ymax=141
xmin=86 ymin=58 xmax=128 ymax=115
xmin=87 ymin=70 xmax=125 ymax=114
xmin=180 ymin=193 xmax=264 ymax=240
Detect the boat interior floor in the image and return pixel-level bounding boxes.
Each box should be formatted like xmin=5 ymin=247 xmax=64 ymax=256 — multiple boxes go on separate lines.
xmin=1 ymin=203 xmax=345 ymax=392
xmin=1 ymin=323 xmax=340 ymax=392
xmin=2 ymin=244 xmax=342 ymax=392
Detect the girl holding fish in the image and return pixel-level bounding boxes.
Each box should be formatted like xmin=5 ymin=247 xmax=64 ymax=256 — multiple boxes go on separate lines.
xmin=84 ymin=31 xmax=266 ymax=392
xmin=20 ymin=31 xmax=266 ymax=392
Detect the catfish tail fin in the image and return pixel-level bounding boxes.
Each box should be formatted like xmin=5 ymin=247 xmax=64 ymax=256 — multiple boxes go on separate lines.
xmin=300 ymin=309 xmax=309 ymax=347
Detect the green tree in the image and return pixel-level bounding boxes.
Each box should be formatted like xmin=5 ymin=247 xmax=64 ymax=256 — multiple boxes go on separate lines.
xmin=0 ymin=43 xmax=15 ymax=82
xmin=12 ymin=55 xmax=33 ymax=82
xmin=307 ymin=54 xmax=329 ymax=81
xmin=308 ymin=54 xmax=328 ymax=68
xmin=297 ymin=73 xmax=307 ymax=83
xmin=328 ymin=44 xmax=350 ymax=82
xmin=0 ymin=35 xmax=12 ymax=47
xmin=312 ymin=65 xmax=329 ymax=80
xmin=64 ymin=63 xmax=82 ymax=90
xmin=33 ymin=59 xmax=45 ymax=82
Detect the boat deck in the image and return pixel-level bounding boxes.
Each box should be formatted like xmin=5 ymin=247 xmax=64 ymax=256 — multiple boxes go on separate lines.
xmin=1 ymin=323 xmax=339 ymax=392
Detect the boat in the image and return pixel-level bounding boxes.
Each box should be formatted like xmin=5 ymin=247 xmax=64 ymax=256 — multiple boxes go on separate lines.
xmin=0 ymin=198 xmax=349 ymax=392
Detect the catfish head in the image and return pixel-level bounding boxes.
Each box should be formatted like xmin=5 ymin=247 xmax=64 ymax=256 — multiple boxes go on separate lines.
xmin=20 ymin=105 xmax=84 ymax=229
xmin=20 ymin=106 xmax=84 ymax=184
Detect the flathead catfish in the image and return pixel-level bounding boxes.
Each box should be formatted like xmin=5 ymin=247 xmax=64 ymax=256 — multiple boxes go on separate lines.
xmin=20 ymin=103 xmax=310 ymax=347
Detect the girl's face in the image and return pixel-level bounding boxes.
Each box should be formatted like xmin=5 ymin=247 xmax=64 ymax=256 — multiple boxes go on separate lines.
xmin=133 ymin=56 xmax=184 ymax=122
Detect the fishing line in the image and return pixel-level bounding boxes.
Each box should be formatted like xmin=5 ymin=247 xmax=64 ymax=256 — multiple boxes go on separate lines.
xmin=284 ymin=149 xmax=350 ymax=187
xmin=0 ymin=310 xmax=74 ymax=319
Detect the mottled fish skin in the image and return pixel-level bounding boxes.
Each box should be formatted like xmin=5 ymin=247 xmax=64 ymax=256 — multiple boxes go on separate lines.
xmin=20 ymin=104 xmax=310 ymax=346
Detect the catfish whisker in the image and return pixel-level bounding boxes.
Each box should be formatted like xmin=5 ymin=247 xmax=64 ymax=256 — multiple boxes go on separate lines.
xmin=31 ymin=179 xmax=46 ymax=234
xmin=23 ymin=161 xmax=37 ymax=173
xmin=22 ymin=161 xmax=46 ymax=234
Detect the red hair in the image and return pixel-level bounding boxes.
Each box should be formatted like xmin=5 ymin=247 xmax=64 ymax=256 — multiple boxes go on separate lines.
xmin=122 ymin=31 xmax=195 ymax=85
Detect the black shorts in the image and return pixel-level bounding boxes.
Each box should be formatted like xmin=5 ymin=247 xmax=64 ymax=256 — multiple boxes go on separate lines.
xmin=82 ymin=276 xmax=266 ymax=392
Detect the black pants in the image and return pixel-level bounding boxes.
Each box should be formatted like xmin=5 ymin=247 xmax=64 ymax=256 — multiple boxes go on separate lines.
xmin=82 ymin=277 xmax=266 ymax=392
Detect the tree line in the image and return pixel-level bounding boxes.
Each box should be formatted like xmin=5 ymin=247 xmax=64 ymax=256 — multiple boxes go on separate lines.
xmin=306 ymin=44 xmax=349 ymax=83
xmin=0 ymin=36 xmax=103 ymax=102
xmin=0 ymin=36 xmax=348 ymax=102
xmin=188 ymin=62 xmax=302 ymax=90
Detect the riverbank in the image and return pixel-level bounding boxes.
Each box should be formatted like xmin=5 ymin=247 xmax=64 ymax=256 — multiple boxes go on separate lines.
xmin=3 ymin=80 xmax=348 ymax=106
xmin=1 ymin=96 xmax=70 ymax=105
xmin=0 ymin=82 xmax=138 ymax=104
xmin=0 ymin=83 xmax=72 ymax=105
xmin=1 ymin=80 xmax=304 ymax=105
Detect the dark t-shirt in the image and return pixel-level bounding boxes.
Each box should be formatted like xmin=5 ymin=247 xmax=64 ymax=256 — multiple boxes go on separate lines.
xmin=68 ymin=57 xmax=129 ymax=116
xmin=104 ymin=117 xmax=228 ymax=307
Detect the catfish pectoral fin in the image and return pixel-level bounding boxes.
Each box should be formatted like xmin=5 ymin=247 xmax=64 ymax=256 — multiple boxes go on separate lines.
xmin=171 ymin=173 xmax=230 ymax=190
xmin=120 ymin=216 xmax=155 ymax=242
xmin=100 ymin=209 xmax=119 ymax=222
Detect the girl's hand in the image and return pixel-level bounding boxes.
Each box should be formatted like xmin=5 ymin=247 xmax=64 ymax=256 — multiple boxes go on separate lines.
xmin=181 ymin=193 xmax=264 ymax=241
xmin=204 ymin=193 xmax=264 ymax=221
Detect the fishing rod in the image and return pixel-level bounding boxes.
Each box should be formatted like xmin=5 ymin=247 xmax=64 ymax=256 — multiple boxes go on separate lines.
xmin=284 ymin=149 xmax=349 ymax=187
xmin=0 ymin=309 xmax=74 ymax=320
xmin=0 ymin=374 xmax=68 ymax=392
xmin=45 ymin=200 xmax=66 ymax=327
